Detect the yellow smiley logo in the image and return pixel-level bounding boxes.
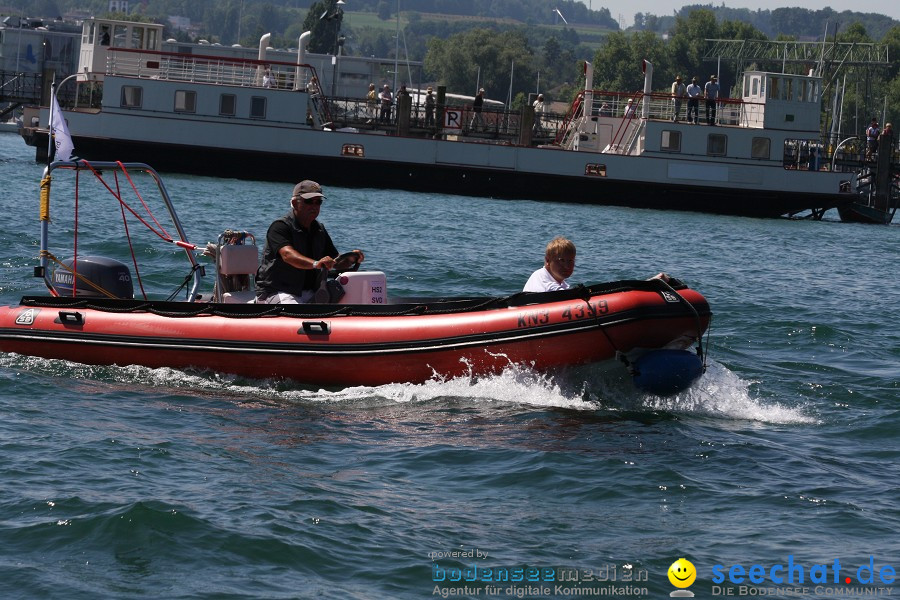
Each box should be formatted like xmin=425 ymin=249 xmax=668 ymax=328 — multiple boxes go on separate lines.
xmin=668 ymin=558 xmax=697 ymax=588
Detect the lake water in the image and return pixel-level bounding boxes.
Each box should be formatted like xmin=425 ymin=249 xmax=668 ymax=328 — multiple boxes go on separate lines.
xmin=1 ymin=132 xmax=898 ymax=599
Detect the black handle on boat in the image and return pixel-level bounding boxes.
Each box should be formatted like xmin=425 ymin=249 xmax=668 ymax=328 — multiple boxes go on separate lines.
xmin=301 ymin=321 xmax=331 ymax=335
xmin=56 ymin=311 xmax=84 ymax=325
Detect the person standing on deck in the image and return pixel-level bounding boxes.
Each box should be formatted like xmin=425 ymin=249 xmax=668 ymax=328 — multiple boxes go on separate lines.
xmin=671 ymin=76 xmax=686 ymax=122
xmin=686 ymin=77 xmax=702 ymax=124
xmin=424 ymin=87 xmax=436 ymax=127
xmin=881 ymin=123 xmax=894 ymax=157
xmin=379 ymin=84 xmax=393 ymax=123
xmin=866 ymin=118 xmax=880 ymax=160
xmin=470 ymin=88 xmax=485 ymax=131
xmin=366 ymin=83 xmax=377 ymax=123
xmin=306 ymin=76 xmax=321 ymax=97
xmin=532 ymin=93 xmax=545 ymax=134
xmin=704 ymin=75 xmax=720 ymax=125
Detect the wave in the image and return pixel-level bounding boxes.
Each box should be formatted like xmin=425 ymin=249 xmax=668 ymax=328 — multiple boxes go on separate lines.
xmin=1 ymin=352 xmax=816 ymax=424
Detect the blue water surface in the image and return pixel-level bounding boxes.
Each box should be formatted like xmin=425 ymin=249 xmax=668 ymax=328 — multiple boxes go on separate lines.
xmin=1 ymin=132 xmax=898 ymax=599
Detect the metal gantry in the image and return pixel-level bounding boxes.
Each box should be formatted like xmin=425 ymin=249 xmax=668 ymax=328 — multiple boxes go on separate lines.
xmin=703 ymin=39 xmax=889 ymax=73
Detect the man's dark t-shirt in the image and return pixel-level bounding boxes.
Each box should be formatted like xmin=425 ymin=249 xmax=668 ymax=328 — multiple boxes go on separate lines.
xmin=255 ymin=212 xmax=338 ymax=299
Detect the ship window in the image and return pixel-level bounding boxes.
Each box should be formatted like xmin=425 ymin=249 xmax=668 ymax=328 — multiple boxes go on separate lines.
xmin=707 ymin=134 xmax=726 ymax=156
xmin=342 ymin=144 xmax=365 ymax=158
xmin=584 ymin=164 xmax=607 ymax=177
xmin=131 ymin=27 xmax=145 ymax=50
xmin=120 ymin=86 xmax=143 ymax=108
xmin=782 ymin=139 xmax=820 ymax=169
xmin=250 ymin=96 xmax=267 ymax=119
xmin=219 ymin=94 xmax=236 ymax=116
xmin=660 ymin=130 xmax=681 ymax=152
xmin=147 ymin=28 xmax=157 ymax=50
xmin=174 ymin=90 xmax=196 ymax=113
xmin=768 ymin=77 xmax=779 ymax=100
xmin=751 ymin=76 xmax=759 ymax=97
xmin=751 ymin=137 xmax=771 ymax=159
xmin=113 ymin=25 xmax=127 ymax=48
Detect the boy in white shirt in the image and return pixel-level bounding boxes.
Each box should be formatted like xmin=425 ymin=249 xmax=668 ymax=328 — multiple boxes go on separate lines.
xmin=524 ymin=237 xmax=576 ymax=292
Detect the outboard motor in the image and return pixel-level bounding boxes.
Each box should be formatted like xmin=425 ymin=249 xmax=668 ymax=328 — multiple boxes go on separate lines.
xmin=52 ymin=256 xmax=134 ymax=299
xmin=631 ymin=349 xmax=704 ymax=396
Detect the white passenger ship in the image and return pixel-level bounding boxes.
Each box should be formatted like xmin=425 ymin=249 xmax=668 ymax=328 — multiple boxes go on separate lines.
xmin=21 ymin=18 xmax=859 ymax=219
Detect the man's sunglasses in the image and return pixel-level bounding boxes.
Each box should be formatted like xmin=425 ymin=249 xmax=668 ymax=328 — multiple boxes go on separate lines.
xmin=295 ymin=197 xmax=323 ymax=205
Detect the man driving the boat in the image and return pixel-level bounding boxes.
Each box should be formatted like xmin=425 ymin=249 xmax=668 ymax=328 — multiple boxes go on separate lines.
xmin=255 ymin=180 xmax=364 ymax=304
xmin=523 ymin=237 xmax=576 ymax=292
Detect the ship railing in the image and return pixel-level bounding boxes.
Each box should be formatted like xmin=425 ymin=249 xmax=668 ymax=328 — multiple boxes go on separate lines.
xmin=105 ymin=47 xmax=317 ymax=91
xmin=830 ymin=136 xmax=900 ymax=174
xmin=581 ymin=90 xmax=765 ymax=127
xmin=781 ymin=136 xmax=887 ymax=173
xmin=322 ymin=95 xmax=565 ymax=144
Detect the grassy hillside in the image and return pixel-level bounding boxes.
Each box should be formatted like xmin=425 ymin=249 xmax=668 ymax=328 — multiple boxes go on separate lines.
xmin=347 ymin=9 xmax=614 ymax=36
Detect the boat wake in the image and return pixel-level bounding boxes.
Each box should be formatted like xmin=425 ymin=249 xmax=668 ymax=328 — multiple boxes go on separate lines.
xmin=2 ymin=352 xmax=816 ymax=424
xmin=625 ymin=361 xmax=820 ymax=425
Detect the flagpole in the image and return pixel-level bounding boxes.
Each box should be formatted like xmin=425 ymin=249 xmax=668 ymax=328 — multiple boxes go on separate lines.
xmin=41 ymin=79 xmax=57 ymax=284
xmin=43 ymin=72 xmax=79 ymax=282
xmin=48 ymin=72 xmax=79 ymax=166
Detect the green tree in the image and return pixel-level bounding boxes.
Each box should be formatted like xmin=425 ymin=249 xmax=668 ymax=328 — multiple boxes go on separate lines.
xmin=590 ymin=31 xmax=631 ymax=91
xmin=591 ymin=30 xmax=665 ymax=92
xmin=424 ymin=28 xmax=536 ymax=100
xmin=666 ymin=9 xmax=719 ymax=85
xmin=303 ymin=0 xmax=344 ymax=54
xmin=879 ymin=25 xmax=900 ymax=80
xmin=884 ymin=75 xmax=900 ymax=128
xmin=377 ymin=1 xmax=392 ymax=21
xmin=543 ymin=37 xmax=561 ymax=65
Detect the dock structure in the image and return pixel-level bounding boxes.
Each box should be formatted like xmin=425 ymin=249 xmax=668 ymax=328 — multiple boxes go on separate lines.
xmin=0 ymin=71 xmax=44 ymax=120
xmin=702 ymin=38 xmax=897 ymax=223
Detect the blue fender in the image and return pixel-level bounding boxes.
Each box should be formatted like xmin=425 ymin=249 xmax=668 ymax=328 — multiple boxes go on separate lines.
xmin=631 ymin=349 xmax=704 ymax=396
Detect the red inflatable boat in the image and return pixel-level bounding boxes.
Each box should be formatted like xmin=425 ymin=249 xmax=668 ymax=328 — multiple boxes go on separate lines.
xmin=0 ymin=280 xmax=709 ymax=387
xmin=0 ymin=161 xmax=712 ymax=392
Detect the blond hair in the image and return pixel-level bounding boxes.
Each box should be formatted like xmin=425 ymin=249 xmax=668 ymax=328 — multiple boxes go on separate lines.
xmin=544 ymin=236 xmax=575 ymax=261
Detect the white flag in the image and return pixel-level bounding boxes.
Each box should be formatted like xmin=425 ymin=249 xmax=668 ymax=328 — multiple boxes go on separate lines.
xmin=50 ymin=93 xmax=74 ymax=162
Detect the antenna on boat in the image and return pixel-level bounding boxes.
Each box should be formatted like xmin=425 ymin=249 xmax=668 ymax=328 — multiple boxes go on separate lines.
xmin=392 ymin=0 xmax=400 ymax=94
xmin=506 ymin=60 xmax=514 ymax=109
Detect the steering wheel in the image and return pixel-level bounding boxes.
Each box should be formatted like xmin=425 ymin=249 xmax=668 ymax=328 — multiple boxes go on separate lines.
xmin=330 ymin=251 xmax=361 ymax=276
